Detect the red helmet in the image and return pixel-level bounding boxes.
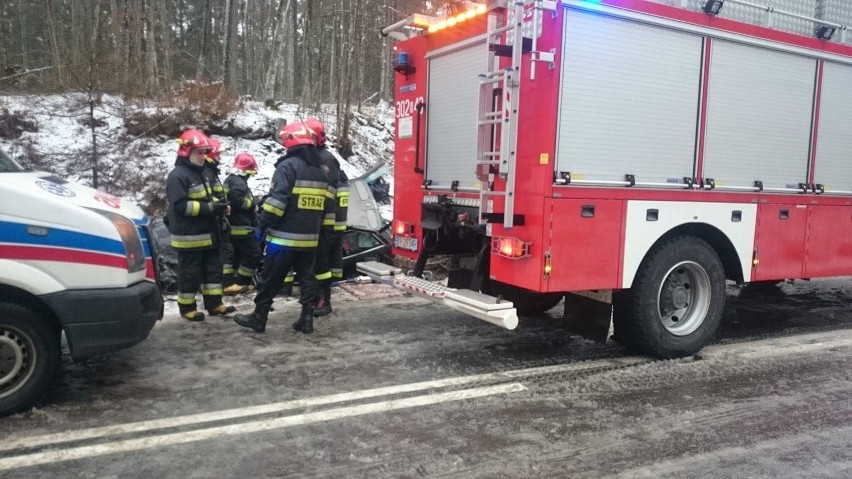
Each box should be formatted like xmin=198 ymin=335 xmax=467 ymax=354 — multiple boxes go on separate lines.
xmin=304 ymin=118 xmax=327 ymax=147
xmin=176 ymin=129 xmax=211 ymax=156
xmin=206 ymin=137 xmax=226 ymax=163
xmin=233 ymin=152 xmax=258 ymax=175
xmin=278 ymin=122 xmax=317 ymax=149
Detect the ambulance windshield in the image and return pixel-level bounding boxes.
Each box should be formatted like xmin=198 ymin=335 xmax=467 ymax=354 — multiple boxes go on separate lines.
xmin=0 ymin=149 xmax=25 ymax=173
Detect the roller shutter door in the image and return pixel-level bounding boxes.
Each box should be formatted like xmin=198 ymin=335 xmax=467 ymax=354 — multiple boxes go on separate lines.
xmin=555 ymin=8 xmax=702 ymax=185
xmin=425 ymin=41 xmax=487 ymax=190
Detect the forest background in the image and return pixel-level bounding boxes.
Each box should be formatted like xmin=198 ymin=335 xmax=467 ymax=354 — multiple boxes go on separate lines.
xmin=0 ymin=0 xmax=431 ymax=215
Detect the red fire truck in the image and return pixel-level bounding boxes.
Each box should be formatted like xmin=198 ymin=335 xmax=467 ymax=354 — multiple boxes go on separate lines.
xmin=357 ymin=0 xmax=852 ymax=358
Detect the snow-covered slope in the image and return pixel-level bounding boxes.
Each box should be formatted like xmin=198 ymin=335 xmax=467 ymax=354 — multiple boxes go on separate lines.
xmin=0 ymin=94 xmax=394 ymax=218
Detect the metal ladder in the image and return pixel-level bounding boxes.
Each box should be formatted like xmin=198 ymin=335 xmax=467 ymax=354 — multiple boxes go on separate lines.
xmin=476 ymin=0 xmax=526 ymax=231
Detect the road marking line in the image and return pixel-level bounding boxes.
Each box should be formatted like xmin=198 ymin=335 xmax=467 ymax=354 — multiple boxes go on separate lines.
xmin=702 ymin=328 xmax=852 ymax=359
xmin=0 ymin=383 xmax=526 ymax=471
xmin=1 ymin=357 xmax=646 ymax=452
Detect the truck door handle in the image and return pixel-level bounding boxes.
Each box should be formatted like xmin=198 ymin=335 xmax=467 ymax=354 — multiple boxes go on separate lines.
xmin=779 ymin=209 xmax=789 ymax=220
xmin=581 ymin=205 xmax=595 ymax=218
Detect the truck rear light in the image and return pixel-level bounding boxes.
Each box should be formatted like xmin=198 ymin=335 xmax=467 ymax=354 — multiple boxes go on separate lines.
xmin=394 ymin=220 xmax=414 ymax=236
xmin=89 ymin=209 xmax=146 ymax=273
xmin=492 ymin=236 xmax=531 ymax=259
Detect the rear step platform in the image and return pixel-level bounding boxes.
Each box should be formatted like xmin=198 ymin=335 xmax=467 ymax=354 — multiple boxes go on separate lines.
xmin=356 ymin=261 xmax=518 ymax=330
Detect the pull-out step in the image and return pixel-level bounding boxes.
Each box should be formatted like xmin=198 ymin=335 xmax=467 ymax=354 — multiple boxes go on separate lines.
xmin=356 ymin=261 xmax=519 ymax=330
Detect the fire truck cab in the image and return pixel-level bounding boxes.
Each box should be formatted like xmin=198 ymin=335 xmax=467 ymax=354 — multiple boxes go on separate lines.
xmin=359 ymin=0 xmax=852 ymax=358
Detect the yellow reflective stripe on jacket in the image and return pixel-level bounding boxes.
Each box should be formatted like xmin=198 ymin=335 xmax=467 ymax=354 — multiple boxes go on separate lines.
xmin=325 ymin=187 xmax=337 ymax=199
xmin=171 ymin=233 xmax=214 ymax=249
xmin=262 ymin=201 xmax=285 ymax=217
xmin=184 ymin=200 xmax=202 ymax=216
xmin=188 ymin=184 xmax=207 ymax=199
xmin=266 ymin=230 xmax=320 ymax=248
xmin=243 ymin=197 xmax=253 ymax=209
xmin=294 ymin=180 xmax=327 ymax=189
xmin=291 ymin=186 xmax=330 ymax=197
xmin=323 ymin=213 xmax=336 ymax=226
xmin=333 ymin=224 xmax=347 ymax=232
xmin=262 ymin=197 xmax=286 ymax=216
xmin=230 ymin=225 xmax=253 ymax=236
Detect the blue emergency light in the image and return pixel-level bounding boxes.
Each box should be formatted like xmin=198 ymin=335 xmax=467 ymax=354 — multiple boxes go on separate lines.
xmin=393 ymin=51 xmax=415 ymax=75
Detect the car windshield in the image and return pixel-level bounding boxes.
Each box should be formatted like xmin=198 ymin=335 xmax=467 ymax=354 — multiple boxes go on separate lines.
xmin=0 ymin=149 xmax=25 ymax=172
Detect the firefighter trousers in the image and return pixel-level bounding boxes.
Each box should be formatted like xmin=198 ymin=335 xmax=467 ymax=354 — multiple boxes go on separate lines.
xmin=253 ymin=248 xmax=319 ymax=312
xmin=219 ymin=231 xmax=235 ymax=285
xmin=230 ymin=234 xmax=262 ymax=286
xmin=313 ymin=228 xmax=336 ymax=281
xmin=328 ymin=230 xmax=345 ymax=280
xmin=176 ymin=248 xmax=225 ymax=314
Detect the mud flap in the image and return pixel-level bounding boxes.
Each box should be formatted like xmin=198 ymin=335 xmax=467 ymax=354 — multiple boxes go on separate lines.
xmin=562 ymin=291 xmax=613 ymax=343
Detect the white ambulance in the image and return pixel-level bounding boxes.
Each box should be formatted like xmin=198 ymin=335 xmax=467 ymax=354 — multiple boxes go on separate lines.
xmin=0 ymin=148 xmax=163 ymax=416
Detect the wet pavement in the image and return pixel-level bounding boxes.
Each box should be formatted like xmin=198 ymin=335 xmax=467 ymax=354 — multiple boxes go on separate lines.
xmin=1 ymin=278 xmax=852 ymax=478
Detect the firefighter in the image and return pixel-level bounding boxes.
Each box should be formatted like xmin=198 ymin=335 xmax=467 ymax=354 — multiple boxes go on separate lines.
xmin=166 ymin=129 xmax=236 ymax=321
xmin=304 ymin=117 xmax=342 ymax=317
xmin=204 ymin=138 xmax=236 ymax=288
xmin=233 ymin=122 xmax=329 ymax=334
xmin=223 ymin=152 xmax=262 ymax=295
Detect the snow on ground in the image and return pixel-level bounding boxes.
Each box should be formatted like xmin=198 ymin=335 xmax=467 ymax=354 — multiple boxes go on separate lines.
xmin=0 ymin=93 xmax=395 ymax=218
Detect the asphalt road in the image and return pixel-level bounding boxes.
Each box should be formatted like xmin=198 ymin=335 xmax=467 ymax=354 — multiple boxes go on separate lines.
xmin=2 ymin=278 xmax=852 ymax=478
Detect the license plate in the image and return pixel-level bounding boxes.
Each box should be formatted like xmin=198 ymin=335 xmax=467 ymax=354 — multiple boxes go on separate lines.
xmin=393 ymin=235 xmax=418 ymax=252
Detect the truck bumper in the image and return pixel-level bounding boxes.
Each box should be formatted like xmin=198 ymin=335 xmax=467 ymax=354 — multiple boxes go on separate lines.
xmin=41 ymin=281 xmax=163 ymax=359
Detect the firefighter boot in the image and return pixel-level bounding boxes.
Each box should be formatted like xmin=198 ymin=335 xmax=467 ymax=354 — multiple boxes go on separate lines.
xmin=292 ymin=305 xmax=315 ymax=334
xmin=234 ymin=304 xmax=270 ymax=333
xmin=181 ymin=310 xmax=206 ymax=322
xmin=209 ymin=304 xmax=237 ymax=316
xmin=179 ymin=302 xmax=205 ymax=322
xmin=223 ymin=283 xmax=249 ymax=295
xmin=313 ymin=282 xmax=332 ymax=317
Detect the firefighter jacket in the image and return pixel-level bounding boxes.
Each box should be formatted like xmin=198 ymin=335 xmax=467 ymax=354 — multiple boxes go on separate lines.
xmin=334 ymin=170 xmax=350 ymax=232
xmin=203 ymin=161 xmax=228 ymax=202
xmin=224 ymin=173 xmax=258 ymax=237
xmin=318 ymin=147 xmax=340 ymax=231
xmin=259 ymin=146 xmax=329 ymax=250
xmin=166 ymin=156 xmax=223 ymax=251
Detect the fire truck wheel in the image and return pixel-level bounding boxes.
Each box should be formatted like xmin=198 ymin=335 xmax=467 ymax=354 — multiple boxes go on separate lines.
xmin=626 ymin=236 xmax=725 ymax=358
xmin=0 ymin=303 xmax=61 ymax=417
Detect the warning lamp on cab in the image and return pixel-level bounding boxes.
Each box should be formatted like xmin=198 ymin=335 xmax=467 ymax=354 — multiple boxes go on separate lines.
xmin=427 ymin=3 xmax=487 ymax=33
xmin=393 ymin=50 xmax=415 ymax=75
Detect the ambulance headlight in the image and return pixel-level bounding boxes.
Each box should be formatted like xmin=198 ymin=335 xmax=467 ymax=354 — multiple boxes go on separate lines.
xmin=90 ymin=209 xmax=146 ymax=273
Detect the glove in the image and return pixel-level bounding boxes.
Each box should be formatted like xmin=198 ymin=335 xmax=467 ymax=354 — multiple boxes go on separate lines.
xmin=212 ymin=202 xmax=228 ymax=215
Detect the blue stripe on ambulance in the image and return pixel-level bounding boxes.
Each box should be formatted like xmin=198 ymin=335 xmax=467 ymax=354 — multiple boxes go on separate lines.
xmin=0 ymin=220 xmax=125 ymax=255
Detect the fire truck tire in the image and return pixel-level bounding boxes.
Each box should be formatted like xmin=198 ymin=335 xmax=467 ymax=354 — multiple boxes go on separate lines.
xmin=624 ymin=236 xmax=725 ymax=358
xmin=0 ymin=303 xmax=61 ymax=417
